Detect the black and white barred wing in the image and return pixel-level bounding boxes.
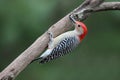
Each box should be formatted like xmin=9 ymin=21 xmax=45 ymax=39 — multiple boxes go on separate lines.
xmin=40 ymin=37 xmax=80 ymax=63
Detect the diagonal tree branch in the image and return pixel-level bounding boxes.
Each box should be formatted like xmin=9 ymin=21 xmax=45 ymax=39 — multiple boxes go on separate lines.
xmin=0 ymin=0 xmax=120 ymax=80
xmin=94 ymin=2 xmax=120 ymax=11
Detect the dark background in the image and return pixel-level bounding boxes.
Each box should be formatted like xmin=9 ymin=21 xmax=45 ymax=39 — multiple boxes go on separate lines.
xmin=0 ymin=0 xmax=120 ymax=80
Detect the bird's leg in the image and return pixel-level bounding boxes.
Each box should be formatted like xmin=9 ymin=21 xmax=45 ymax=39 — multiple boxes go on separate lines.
xmin=47 ymin=31 xmax=54 ymax=49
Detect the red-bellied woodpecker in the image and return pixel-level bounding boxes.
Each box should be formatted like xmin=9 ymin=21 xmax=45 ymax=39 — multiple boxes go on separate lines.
xmin=32 ymin=15 xmax=88 ymax=64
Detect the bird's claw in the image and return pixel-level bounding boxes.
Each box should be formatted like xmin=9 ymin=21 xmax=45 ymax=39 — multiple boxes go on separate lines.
xmin=47 ymin=31 xmax=54 ymax=48
xmin=47 ymin=31 xmax=53 ymax=39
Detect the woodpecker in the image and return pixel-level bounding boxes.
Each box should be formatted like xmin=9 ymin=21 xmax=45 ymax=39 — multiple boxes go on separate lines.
xmin=32 ymin=15 xmax=88 ymax=64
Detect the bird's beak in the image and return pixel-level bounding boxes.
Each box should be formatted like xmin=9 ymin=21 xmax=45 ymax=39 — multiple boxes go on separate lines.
xmin=69 ymin=15 xmax=76 ymax=24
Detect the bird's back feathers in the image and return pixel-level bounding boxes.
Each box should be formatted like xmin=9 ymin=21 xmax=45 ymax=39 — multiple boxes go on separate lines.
xmin=40 ymin=36 xmax=79 ymax=63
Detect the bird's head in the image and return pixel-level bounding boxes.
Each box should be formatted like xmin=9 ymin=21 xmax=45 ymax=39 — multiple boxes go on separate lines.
xmin=74 ymin=21 xmax=87 ymax=41
xmin=69 ymin=15 xmax=88 ymax=41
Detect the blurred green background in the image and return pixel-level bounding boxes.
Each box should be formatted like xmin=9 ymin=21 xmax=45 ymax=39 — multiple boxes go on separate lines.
xmin=0 ymin=0 xmax=120 ymax=80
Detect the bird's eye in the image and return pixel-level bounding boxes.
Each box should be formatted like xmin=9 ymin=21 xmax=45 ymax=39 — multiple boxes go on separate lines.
xmin=78 ymin=25 xmax=81 ymax=27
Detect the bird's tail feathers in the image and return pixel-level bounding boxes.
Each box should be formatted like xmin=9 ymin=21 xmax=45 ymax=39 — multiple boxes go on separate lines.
xmin=30 ymin=49 xmax=52 ymax=64
xmin=30 ymin=57 xmax=42 ymax=64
